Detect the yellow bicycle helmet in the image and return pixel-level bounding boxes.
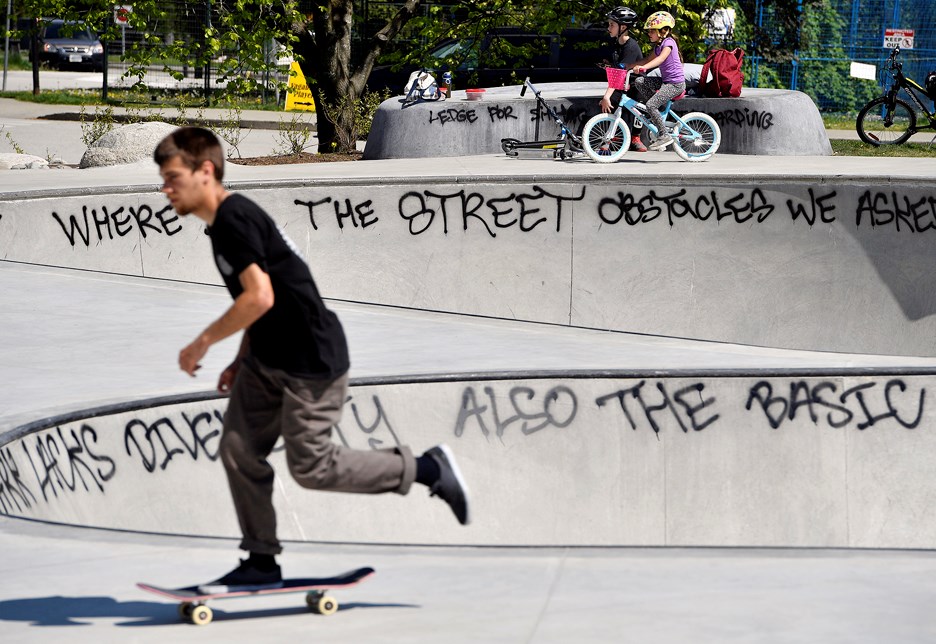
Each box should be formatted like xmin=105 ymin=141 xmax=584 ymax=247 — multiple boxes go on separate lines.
xmin=644 ymin=11 xmax=675 ymax=30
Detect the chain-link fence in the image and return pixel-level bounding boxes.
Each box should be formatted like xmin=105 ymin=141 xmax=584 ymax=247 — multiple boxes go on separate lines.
xmin=719 ymin=0 xmax=936 ymax=113
xmin=102 ymin=0 xmax=289 ymax=104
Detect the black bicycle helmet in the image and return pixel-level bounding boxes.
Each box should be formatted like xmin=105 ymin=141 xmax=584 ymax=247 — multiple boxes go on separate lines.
xmin=607 ymin=6 xmax=638 ymax=27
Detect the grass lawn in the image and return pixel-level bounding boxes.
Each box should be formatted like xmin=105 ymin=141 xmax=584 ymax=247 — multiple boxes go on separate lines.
xmin=831 ymin=139 xmax=936 ymax=157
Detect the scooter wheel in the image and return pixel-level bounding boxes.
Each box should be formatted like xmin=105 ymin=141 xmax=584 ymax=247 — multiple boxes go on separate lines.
xmin=501 ymin=138 xmax=521 ymax=156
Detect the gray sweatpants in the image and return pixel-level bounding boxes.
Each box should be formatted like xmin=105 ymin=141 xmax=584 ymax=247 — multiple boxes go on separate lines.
xmin=632 ymin=76 xmax=687 ymax=135
xmin=219 ymin=356 xmax=416 ymax=555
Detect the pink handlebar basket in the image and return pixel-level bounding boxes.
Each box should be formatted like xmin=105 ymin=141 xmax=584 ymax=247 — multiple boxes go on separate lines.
xmin=605 ymin=66 xmax=629 ymax=91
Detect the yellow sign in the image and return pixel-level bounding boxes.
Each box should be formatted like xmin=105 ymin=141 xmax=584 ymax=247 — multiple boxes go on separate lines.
xmin=285 ymin=62 xmax=315 ymax=112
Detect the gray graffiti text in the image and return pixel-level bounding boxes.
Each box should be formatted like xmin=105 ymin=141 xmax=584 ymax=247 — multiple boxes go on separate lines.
xmin=335 ymin=394 xmax=403 ymax=450
xmin=454 ymin=385 xmax=578 ymax=440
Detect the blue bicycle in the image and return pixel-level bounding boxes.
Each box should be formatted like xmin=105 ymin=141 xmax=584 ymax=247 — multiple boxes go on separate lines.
xmin=583 ymin=68 xmax=721 ymax=163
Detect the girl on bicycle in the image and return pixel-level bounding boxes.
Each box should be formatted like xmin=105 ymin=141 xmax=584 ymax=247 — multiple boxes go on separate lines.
xmin=627 ymin=11 xmax=685 ymax=151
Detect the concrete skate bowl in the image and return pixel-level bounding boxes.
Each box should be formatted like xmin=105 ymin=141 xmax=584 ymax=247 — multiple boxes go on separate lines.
xmin=3 ymin=370 xmax=936 ymax=549
xmin=3 ymin=169 xmax=936 ymax=550
xmin=3 ymin=172 xmax=936 ymax=356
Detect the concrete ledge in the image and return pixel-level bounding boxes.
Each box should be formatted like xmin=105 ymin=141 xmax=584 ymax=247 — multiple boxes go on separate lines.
xmin=364 ymin=84 xmax=831 ymax=159
xmin=2 ymin=172 xmax=936 ymax=357
xmin=6 ymin=371 xmax=936 ymax=550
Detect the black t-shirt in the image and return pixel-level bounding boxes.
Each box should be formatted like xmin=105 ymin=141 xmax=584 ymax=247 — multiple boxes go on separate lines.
xmin=209 ymin=193 xmax=350 ymax=379
xmin=604 ymin=37 xmax=643 ymax=68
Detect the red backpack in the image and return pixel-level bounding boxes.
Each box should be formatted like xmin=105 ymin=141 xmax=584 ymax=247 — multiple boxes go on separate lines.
xmin=699 ymin=48 xmax=745 ymax=98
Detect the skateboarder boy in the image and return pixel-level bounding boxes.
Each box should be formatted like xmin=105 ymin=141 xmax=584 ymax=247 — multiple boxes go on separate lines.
xmin=154 ymin=127 xmax=470 ymax=592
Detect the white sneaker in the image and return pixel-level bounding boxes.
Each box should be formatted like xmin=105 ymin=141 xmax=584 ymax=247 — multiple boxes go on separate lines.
xmin=649 ymin=134 xmax=674 ymax=151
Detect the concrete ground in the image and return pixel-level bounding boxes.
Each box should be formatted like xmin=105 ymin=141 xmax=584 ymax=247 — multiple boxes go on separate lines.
xmin=3 ymin=70 xmax=936 ymax=643
xmin=3 ymin=516 xmax=936 ymax=644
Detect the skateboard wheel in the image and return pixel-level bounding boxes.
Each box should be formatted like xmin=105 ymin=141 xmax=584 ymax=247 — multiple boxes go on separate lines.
xmin=308 ymin=593 xmax=338 ymax=616
xmin=178 ymin=602 xmax=195 ymax=619
xmin=190 ymin=604 xmax=213 ymax=626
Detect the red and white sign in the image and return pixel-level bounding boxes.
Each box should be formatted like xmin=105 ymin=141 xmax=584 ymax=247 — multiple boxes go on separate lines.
xmin=114 ymin=5 xmax=133 ymax=25
xmin=884 ymin=28 xmax=914 ymax=49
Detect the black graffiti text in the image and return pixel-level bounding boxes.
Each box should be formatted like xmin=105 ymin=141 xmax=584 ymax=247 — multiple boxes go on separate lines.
xmin=786 ymin=188 xmax=838 ymax=225
xmin=855 ymin=190 xmax=936 ymax=233
xmin=745 ymin=379 xmax=925 ymax=430
xmin=399 ymin=185 xmax=585 ymax=237
xmin=709 ymin=108 xmax=774 ymax=130
xmin=530 ymin=102 xmax=589 ymax=131
xmin=454 ymin=385 xmax=578 ymax=439
xmin=596 ymin=381 xmax=720 ymax=434
xmin=598 ymin=187 xmax=775 ymax=227
xmin=429 ymin=107 xmax=479 ymax=126
xmin=487 ymin=105 xmax=519 ymax=122
xmin=24 ymin=425 xmax=116 ymax=502
xmin=52 ymin=204 xmax=181 ymax=247
xmin=124 ymin=410 xmax=222 ymax=473
xmin=0 ymin=447 xmax=37 ymax=513
xmin=294 ymin=196 xmax=378 ymax=231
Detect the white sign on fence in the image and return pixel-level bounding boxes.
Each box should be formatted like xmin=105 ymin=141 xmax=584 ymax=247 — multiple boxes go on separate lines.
xmin=849 ymin=62 xmax=877 ymax=81
xmin=883 ymin=28 xmax=914 ymax=49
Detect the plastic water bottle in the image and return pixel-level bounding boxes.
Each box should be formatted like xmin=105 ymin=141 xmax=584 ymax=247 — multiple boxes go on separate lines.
xmin=443 ymin=71 xmax=452 ymax=99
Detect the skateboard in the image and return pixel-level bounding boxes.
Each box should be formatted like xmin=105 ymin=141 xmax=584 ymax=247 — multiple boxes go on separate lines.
xmin=137 ymin=566 xmax=375 ymax=625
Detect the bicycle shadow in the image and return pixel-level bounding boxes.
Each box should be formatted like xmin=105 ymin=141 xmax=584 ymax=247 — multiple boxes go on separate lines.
xmin=0 ymin=595 xmax=419 ymax=627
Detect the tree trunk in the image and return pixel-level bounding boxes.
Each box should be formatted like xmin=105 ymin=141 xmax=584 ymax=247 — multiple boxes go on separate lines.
xmin=295 ymin=0 xmax=423 ymax=154
xmin=310 ymin=76 xmax=360 ymax=154
xmin=31 ymin=30 xmax=40 ymax=95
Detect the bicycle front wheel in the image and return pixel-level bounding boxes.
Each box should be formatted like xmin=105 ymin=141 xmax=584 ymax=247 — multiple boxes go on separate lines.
xmin=583 ymin=114 xmax=630 ymax=163
xmin=856 ymin=96 xmax=916 ymax=145
xmin=672 ymin=112 xmax=720 ymax=162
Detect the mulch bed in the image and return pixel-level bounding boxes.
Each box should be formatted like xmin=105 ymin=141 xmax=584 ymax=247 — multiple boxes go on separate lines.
xmin=227 ymin=152 xmax=363 ymax=165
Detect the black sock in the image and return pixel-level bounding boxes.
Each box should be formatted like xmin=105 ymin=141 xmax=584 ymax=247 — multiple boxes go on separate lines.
xmin=248 ymin=552 xmax=277 ymax=571
xmin=415 ymin=454 xmax=441 ymax=486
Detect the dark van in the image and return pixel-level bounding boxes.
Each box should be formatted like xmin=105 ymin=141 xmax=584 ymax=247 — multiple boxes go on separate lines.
xmin=367 ymin=27 xmax=607 ymax=93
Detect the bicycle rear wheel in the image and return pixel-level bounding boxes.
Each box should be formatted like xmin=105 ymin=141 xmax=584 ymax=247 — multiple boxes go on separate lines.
xmin=856 ymin=96 xmax=916 ymax=145
xmin=582 ymin=114 xmax=630 ymax=163
xmin=671 ymin=112 xmax=720 ymax=162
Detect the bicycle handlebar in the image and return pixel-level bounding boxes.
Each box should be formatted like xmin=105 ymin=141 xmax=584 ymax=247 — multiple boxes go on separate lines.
xmin=886 ymin=46 xmax=902 ymax=72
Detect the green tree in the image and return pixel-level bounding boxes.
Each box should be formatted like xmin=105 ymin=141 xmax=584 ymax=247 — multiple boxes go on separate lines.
xmin=382 ymin=0 xmax=730 ymax=78
xmin=797 ymin=0 xmax=879 ymax=112
xmin=730 ymin=0 xmax=823 ymax=63
xmin=14 ymin=1 xmax=729 ymax=152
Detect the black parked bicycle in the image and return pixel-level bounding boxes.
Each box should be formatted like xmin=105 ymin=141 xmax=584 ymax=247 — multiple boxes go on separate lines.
xmin=855 ymin=46 xmax=936 ymax=146
xmin=501 ymin=78 xmax=586 ymax=160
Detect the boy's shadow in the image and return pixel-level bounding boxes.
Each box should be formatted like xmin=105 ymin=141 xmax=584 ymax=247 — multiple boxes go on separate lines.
xmin=0 ymin=595 xmax=417 ymax=627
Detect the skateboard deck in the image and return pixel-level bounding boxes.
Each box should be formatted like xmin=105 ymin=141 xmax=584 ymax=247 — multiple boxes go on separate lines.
xmin=138 ymin=566 xmax=374 ymax=625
